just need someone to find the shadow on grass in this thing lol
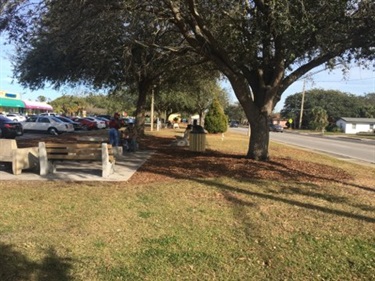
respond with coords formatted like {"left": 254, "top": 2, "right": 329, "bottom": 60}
{"left": 197, "top": 178, "right": 375, "bottom": 224}
{"left": 136, "top": 135, "right": 375, "bottom": 223}
{"left": 139, "top": 135, "right": 374, "bottom": 194}
{"left": 0, "top": 243, "right": 73, "bottom": 281}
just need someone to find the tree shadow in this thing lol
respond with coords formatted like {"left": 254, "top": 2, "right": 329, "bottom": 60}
{"left": 133, "top": 135, "right": 375, "bottom": 223}
{"left": 196, "top": 178, "right": 375, "bottom": 224}
{"left": 268, "top": 158, "right": 375, "bottom": 193}
{"left": 0, "top": 243, "right": 73, "bottom": 281}
{"left": 137, "top": 139, "right": 375, "bottom": 195}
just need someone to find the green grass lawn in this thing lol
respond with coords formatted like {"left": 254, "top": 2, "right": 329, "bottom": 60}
{"left": 0, "top": 130, "right": 374, "bottom": 280}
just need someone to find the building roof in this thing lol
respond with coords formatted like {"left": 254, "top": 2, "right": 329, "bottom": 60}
{"left": 338, "top": 117, "right": 375, "bottom": 124}
{"left": 22, "top": 100, "right": 53, "bottom": 110}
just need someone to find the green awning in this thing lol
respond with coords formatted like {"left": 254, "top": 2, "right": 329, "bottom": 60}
{"left": 0, "top": 98, "right": 25, "bottom": 108}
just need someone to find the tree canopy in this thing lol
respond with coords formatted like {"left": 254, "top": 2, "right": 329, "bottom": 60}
{"left": 3, "top": 0, "right": 375, "bottom": 160}
{"left": 139, "top": 0, "right": 375, "bottom": 159}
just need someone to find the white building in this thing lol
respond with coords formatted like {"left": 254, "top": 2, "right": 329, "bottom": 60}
{"left": 336, "top": 117, "right": 375, "bottom": 134}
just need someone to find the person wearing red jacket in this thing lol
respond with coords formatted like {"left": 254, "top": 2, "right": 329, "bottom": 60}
{"left": 108, "top": 112, "right": 121, "bottom": 147}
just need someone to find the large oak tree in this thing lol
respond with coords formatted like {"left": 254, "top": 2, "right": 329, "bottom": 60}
{"left": 139, "top": 0, "right": 374, "bottom": 160}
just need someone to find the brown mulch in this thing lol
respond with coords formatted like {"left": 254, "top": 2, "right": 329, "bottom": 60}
{"left": 128, "top": 134, "right": 353, "bottom": 185}
{"left": 16, "top": 132, "right": 353, "bottom": 185}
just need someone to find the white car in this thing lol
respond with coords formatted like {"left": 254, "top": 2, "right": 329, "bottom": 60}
{"left": 6, "top": 113, "right": 27, "bottom": 122}
{"left": 22, "top": 115, "right": 74, "bottom": 135}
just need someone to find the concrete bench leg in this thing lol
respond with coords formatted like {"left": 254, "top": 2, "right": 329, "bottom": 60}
{"left": 102, "top": 143, "right": 115, "bottom": 177}
{"left": 12, "top": 147, "right": 39, "bottom": 175}
{"left": 39, "top": 142, "right": 51, "bottom": 176}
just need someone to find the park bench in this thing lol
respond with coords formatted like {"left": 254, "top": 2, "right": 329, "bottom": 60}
{"left": 0, "top": 139, "right": 39, "bottom": 175}
{"left": 38, "top": 142, "right": 115, "bottom": 177}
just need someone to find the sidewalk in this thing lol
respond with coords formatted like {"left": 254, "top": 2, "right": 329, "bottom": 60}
{"left": 0, "top": 150, "right": 153, "bottom": 182}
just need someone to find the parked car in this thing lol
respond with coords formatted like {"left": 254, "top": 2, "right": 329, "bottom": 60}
{"left": 56, "top": 116, "right": 83, "bottom": 130}
{"left": 96, "top": 114, "right": 111, "bottom": 120}
{"left": 269, "top": 124, "right": 284, "bottom": 132}
{"left": 22, "top": 115, "right": 74, "bottom": 135}
{"left": 120, "top": 117, "right": 135, "bottom": 127}
{"left": 6, "top": 113, "right": 27, "bottom": 122}
{"left": 39, "top": 112, "right": 58, "bottom": 117}
{"left": 0, "top": 115, "right": 23, "bottom": 139}
{"left": 84, "top": 117, "right": 106, "bottom": 129}
{"left": 95, "top": 117, "right": 110, "bottom": 128}
{"left": 73, "top": 117, "right": 99, "bottom": 130}
{"left": 73, "top": 117, "right": 106, "bottom": 130}
{"left": 229, "top": 121, "right": 239, "bottom": 128}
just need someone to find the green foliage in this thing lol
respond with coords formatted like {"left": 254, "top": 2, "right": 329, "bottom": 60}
{"left": 50, "top": 91, "right": 138, "bottom": 116}
{"left": 36, "top": 95, "right": 47, "bottom": 102}
{"left": 310, "top": 107, "right": 329, "bottom": 133}
{"left": 204, "top": 98, "right": 228, "bottom": 133}
{"left": 50, "top": 95, "right": 86, "bottom": 116}
{"left": 153, "top": 68, "right": 217, "bottom": 119}
{"left": 225, "top": 102, "right": 246, "bottom": 123}
{"left": 281, "top": 89, "right": 375, "bottom": 128}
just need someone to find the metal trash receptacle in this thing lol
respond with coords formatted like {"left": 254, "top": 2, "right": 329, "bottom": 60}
{"left": 189, "top": 132, "right": 206, "bottom": 152}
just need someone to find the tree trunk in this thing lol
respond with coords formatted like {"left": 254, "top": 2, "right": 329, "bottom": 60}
{"left": 247, "top": 111, "right": 270, "bottom": 161}
{"left": 136, "top": 80, "right": 151, "bottom": 136}
{"left": 225, "top": 74, "right": 272, "bottom": 161}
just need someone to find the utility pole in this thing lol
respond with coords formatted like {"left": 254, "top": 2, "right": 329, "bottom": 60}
{"left": 298, "top": 79, "right": 306, "bottom": 129}
{"left": 150, "top": 86, "right": 155, "bottom": 131}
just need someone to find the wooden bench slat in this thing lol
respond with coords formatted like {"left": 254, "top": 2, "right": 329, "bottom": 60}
{"left": 45, "top": 143, "right": 103, "bottom": 148}
{"left": 47, "top": 155, "right": 102, "bottom": 160}
{"left": 48, "top": 150, "right": 102, "bottom": 155}
{"left": 45, "top": 143, "right": 114, "bottom": 161}
{"left": 46, "top": 148, "right": 102, "bottom": 153}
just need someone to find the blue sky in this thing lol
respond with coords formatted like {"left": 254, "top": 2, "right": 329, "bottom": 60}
{"left": 1, "top": 37, "right": 374, "bottom": 112}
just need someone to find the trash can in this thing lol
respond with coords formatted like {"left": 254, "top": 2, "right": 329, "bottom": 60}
{"left": 189, "top": 131, "right": 206, "bottom": 152}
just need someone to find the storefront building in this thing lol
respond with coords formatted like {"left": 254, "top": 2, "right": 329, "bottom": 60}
{"left": 0, "top": 91, "right": 24, "bottom": 114}
{"left": 23, "top": 100, "right": 53, "bottom": 115}
{"left": 0, "top": 90, "right": 53, "bottom": 115}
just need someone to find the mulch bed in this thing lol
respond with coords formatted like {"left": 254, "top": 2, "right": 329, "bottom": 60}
{"left": 129, "top": 134, "right": 353, "bottom": 185}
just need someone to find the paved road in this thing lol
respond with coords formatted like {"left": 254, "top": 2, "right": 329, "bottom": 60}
{"left": 230, "top": 128, "right": 375, "bottom": 164}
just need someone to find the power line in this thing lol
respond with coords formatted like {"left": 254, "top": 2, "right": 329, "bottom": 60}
{"left": 314, "top": 77, "right": 374, "bottom": 83}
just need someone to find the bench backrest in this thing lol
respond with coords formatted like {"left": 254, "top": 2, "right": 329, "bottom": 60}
{"left": 44, "top": 142, "right": 113, "bottom": 161}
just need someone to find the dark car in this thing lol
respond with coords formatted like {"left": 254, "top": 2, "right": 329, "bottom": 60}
{"left": 0, "top": 115, "right": 23, "bottom": 139}
{"left": 56, "top": 116, "right": 83, "bottom": 130}
{"left": 269, "top": 124, "right": 284, "bottom": 132}
{"left": 96, "top": 114, "right": 111, "bottom": 120}
{"left": 229, "top": 121, "right": 239, "bottom": 128}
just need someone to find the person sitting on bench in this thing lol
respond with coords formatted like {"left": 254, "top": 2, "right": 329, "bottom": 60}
{"left": 122, "top": 123, "right": 137, "bottom": 152}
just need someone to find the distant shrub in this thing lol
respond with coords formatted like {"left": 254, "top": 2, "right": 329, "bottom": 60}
{"left": 326, "top": 124, "right": 341, "bottom": 132}
{"left": 204, "top": 98, "right": 228, "bottom": 133}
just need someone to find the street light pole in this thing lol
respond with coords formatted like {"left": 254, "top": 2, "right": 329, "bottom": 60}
{"left": 298, "top": 79, "right": 306, "bottom": 129}
{"left": 150, "top": 86, "right": 155, "bottom": 132}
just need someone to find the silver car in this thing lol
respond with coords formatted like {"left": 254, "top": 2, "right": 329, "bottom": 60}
{"left": 22, "top": 115, "right": 74, "bottom": 135}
